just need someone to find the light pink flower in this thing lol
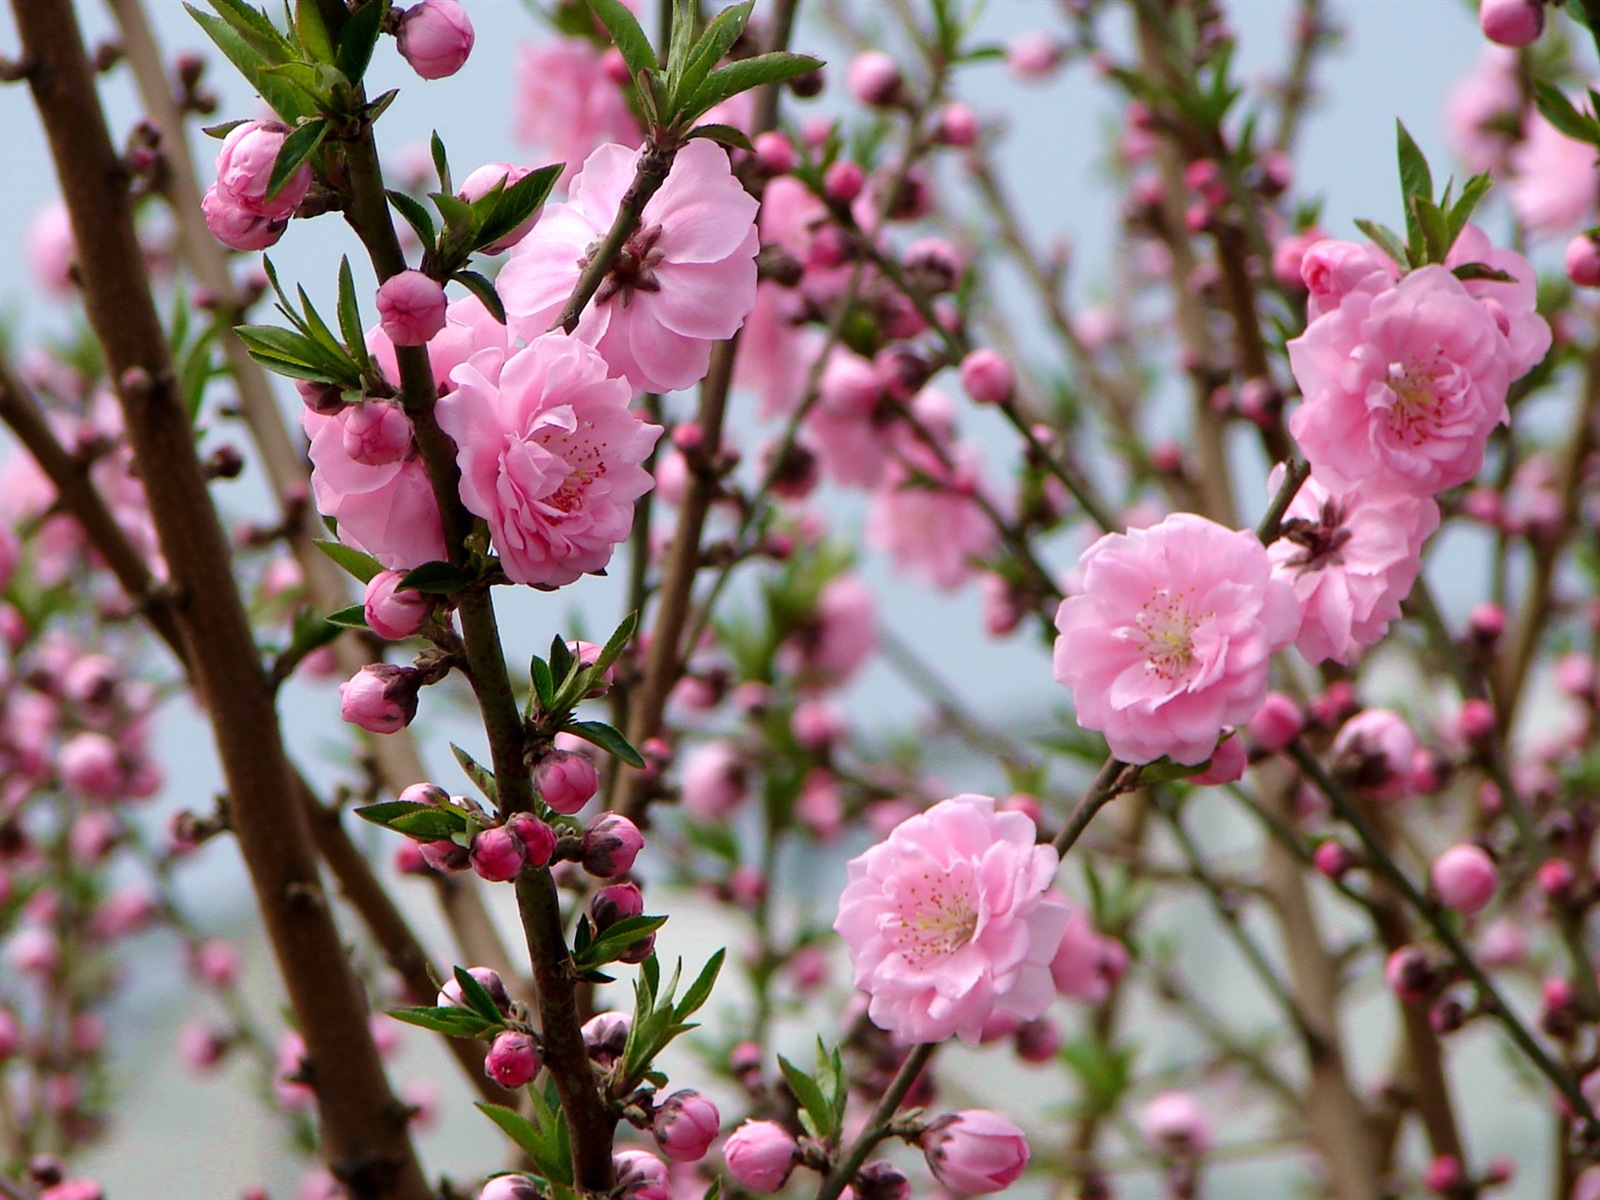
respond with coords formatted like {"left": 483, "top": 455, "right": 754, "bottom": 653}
{"left": 367, "top": 294, "right": 510, "bottom": 397}
{"left": 1444, "top": 49, "right": 1521, "bottom": 174}
{"left": 1300, "top": 239, "right": 1399, "bottom": 322}
{"left": 514, "top": 39, "right": 641, "bottom": 184}
{"left": 1509, "top": 107, "right": 1600, "bottom": 236}
{"left": 679, "top": 740, "right": 747, "bottom": 821}
{"left": 833, "top": 794, "right": 1070, "bottom": 1045}
{"left": 437, "top": 333, "right": 661, "bottom": 587}
{"left": 26, "top": 203, "right": 76, "bottom": 296}
{"left": 1444, "top": 223, "right": 1551, "bottom": 379}
{"left": 777, "top": 573, "right": 878, "bottom": 685}
{"left": 1053, "top": 513, "right": 1299, "bottom": 765}
{"left": 1267, "top": 467, "right": 1439, "bottom": 666}
{"left": 1049, "top": 907, "right": 1124, "bottom": 1003}
{"left": 1287, "top": 265, "right": 1512, "bottom": 494}
{"left": 866, "top": 440, "right": 999, "bottom": 591}
{"left": 499, "top": 141, "right": 760, "bottom": 394}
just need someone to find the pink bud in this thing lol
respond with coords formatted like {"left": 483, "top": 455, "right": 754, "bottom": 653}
{"left": 420, "top": 840, "right": 469, "bottom": 871}
{"left": 1431, "top": 844, "right": 1497, "bottom": 915}
{"left": 614, "top": 1151, "right": 670, "bottom": 1199}
{"left": 1568, "top": 233, "right": 1600, "bottom": 287}
{"left": 397, "top": 0, "right": 475, "bottom": 79}
{"left": 377, "top": 271, "right": 448, "bottom": 346}
{"left": 478, "top": 1177, "right": 541, "bottom": 1200}
{"left": 934, "top": 102, "right": 979, "bottom": 147}
{"left": 1479, "top": 0, "right": 1544, "bottom": 46}
{"left": 1013, "top": 1017, "right": 1063, "bottom": 1064}
{"left": 582, "top": 814, "right": 643, "bottom": 877}
{"left": 459, "top": 163, "right": 541, "bottom": 251}
{"left": 1424, "top": 1154, "right": 1464, "bottom": 1194}
{"left": 922, "top": 1110, "right": 1030, "bottom": 1196}
{"left": 1385, "top": 946, "right": 1432, "bottom": 1003}
{"left": 653, "top": 1089, "right": 721, "bottom": 1162}
{"left": 1008, "top": 29, "right": 1064, "bottom": 79}
{"left": 535, "top": 750, "right": 599, "bottom": 815}
{"left": 1537, "top": 857, "right": 1576, "bottom": 898}
{"left": 470, "top": 825, "right": 527, "bottom": 883}
{"left": 724, "top": 1119, "right": 799, "bottom": 1192}
{"left": 59, "top": 732, "right": 122, "bottom": 799}
{"left": 1469, "top": 602, "right": 1506, "bottom": 640}
{"left": 213, "top": 121, "right": 310, "bottom": 221}
{"left": 339, "top": 664, "right": 421, "bottom": 734}
{"left": 581, "top": 1010, "right": 631, "bottom": 1067}
{"left": 1191, "top": 735, "right": 1246, "bottom": 785}
{"left": 191, "top": 939, "right": 242, "bottom": 988}
{"left": 847, "top": 51, "right": 902, "bottom": 107}
{"left": 507, "top": 814, "right": 556, "bottom": 867}
{"left": 437, "top": 967, "right": 511, "bottom": 1013}
{"left": 202, "top": 185, "right": 285, "bottom": 252}
{"left": 178, "top": 1019, "right": 229, "bottom": 1072}
{"left": 1138, "top": 1091, "right": 1212, "bottom": 1154}
{"left": 1248, "top": 692, "right": 1302, "bottom": 752}
{"left": 364, "top": 570, "right": 435, "bottom": 640}
{"left": 0, "top": 1009, "right": 19, "bottom": 1058}
{"left": 1313, "top": 840, "right": 1354, "bottom": 880}
{"left": 591, "top": 881, "right": 645, "bottom": 932}
{"left": 9, "top": 927, "right": 60, "bottom": 976}
{"left": 958, "top": 349, "right": 1015, "bottom": 405}
{"left": 400, "top": 781, "right": 449, "bottom": 807}
{"left": 753, "top": 132, "right": 797, "bottom": 176}
{"left": 1456, "top": 699, "right": 1496, "bottom": 742}
{"left": 484, "top": 1030, "right": 541, "bottom": 1089}
{"left": 824, "top": 159, "right": 866, "bottom": 204}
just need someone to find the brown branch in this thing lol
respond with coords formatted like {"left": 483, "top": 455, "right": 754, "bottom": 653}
{"left": 11, "top": 3, "right": 428, "bottom": 1195}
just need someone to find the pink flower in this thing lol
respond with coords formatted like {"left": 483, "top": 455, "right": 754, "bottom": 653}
{"left": 1287, "top": 265, "right": 1512, "bottom": 494}
{"left": 722, "top": 1120, "right": 798, "bottom": 1193}
{"left": 922, "top": 1110, "right": 1030, "bottom": 1196}
{"left": 397, "top": 0, "right": 475, "bottom": 80}
{"left": 833, "top": 795, "right": 1070, "bottom": 1045}
{"left": 436, "top": 333, "right": 661, "bottom": 587}
{"left": 1049, "top": 907, "right": 1124, "bottom": 1003}
{"left": 376, "top": 271, "right": 448, "bottom": 346}
{"left": 1509, "top": 107, "right": 1600, "bottom": 236}
{"left": 499, "top": 141, "right": 760, "bottom": 394}
{"left": 27, "top": 202, "right": 77, "bottom": 295}
{"left": 1139, "top": 1091, "right": 1213, "bottom": 1154}
{"left": 1444, "top": 223, "right": 1551, "bottom": 379}
{"left": 303, "top": 405, "right": 446, "bottom": 570}
{"left": 1444, "top": 49, "right": 1521, "bottom": 174}
{"left": 959, "top": 349, "right": 1015, "bottom": 405}
{"left": 212, "top": 121, "right": 311, "bottom": 222}
{"left": 514, "top": 39, "right": 641, "bottom": 185}
{"left": 777, "top": 573, "right": 878, "bottom": 685}
{"left": 1053, "top": 513, "right": 1299, "bottom": 765}
{"left": 679, "top": 740, "right": 747, "bottom": 821}
{"left": 847, "top": 50, "right": 903, "bottom": 107}
{"left": 1300, "top": 239, "right": 1399, "bottom": 322}
{"left": 866, "top": 440, "right": 999, "bottom": 591}
{"left": 202, "top": 185, "right": 288, "bottom": 252}
{"left": 1267, "top": 467, "right": 1439, "bottom": 666}
{"left": 368, "top": 294, "right": 510, "bottom": 398}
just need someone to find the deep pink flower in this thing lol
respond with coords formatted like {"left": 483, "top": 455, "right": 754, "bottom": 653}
{"left": 436, "top": 333, "right": 661, "bottom": 587}
{"left": 1509, "top": 107, "right": 1600, "bottom": 236}
{"left": 1480, "top": 0, "right": 1544, "bottom": 48}
{"left": 922, "top": 1110, "right": 1030, "bottom": 1196}
{"left": 499, "top": 141, "right": 760, "bottom": 394}
{"left": 834, "top": 795, "right": 1070, "bottom": 1045}
{"left": 1266, "top": 467, "right": 1439, "bottom": 666}
{"left": 1053, "top": 513, "right": 1299, "bottom": 765}
{"left": 514, "top": 39, "right": 641, "bottom": 185}
{"left": 338, "top": 664, "right": 421, "bottom": 735}
{"left": 1287, "top": 265, "right": 1512, "bottom": 494}
{"left": 484, "top": 1030, "right": 541, "bottom": 1088}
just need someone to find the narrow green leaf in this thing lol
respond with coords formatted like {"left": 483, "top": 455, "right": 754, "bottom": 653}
{"left": 354, "top": 800, "right": 468, "bottom": 840}
{"left": 1534, "top": 82, "right": 1600, "bottom": 146}
{"left": 335, "top": 0, "right": 388, "bottom": 82}
{"left": 397, "top": 560, "right": 474, "bottom": 594}
{"left": 666, "top": 0, "right": 698, "bottom": 88}
{"left": 596, "top": 611, "right": 637, "bottom": 673}
{"left": 562, "top": 720, "right": 646, "bottom": 768}
{"left": 295, "top": 285, "right": 347, "bottom": 362}
{"left": 778, "top": 1055, "right": 833, "bottom": 1138}
{"left": 1352, "top": 219, "right": 1408, "bottom": 270}
{"left": 1452, "top": 262, "right": 1518, "bottom": 283}
{"left": 362, "top": 87, "right": 400, "bottom": 124}
{"left": 582, "top": 0, "right": 658, "bottom": 78}
{"left": 685, "top": 123, "right": 754, "bottom": 152}
{"left": 387, "top": 190, "right": 438, "bottom": 253}
{"left": 294, "top": 0, "right": 334, "bottom": 63}
{"left": 234, "top": 324, "right": 342, "bottom": 375}
{"left": 312, "top": 538, "right": 383, "bottom": 584}
{"left": 453, "top": 271, "right": 507, "bottom": 325}
{"left": 431, "top": 131, "right": 452, "bottom": 194}
{"left": 1413, "top": 198, "right": 1452, "bottom": 265}
{"left": 1447, "top": 173, "right": 1494, "bottom": 248}
{"left": 528, "top": 655, "right": 555, "bottom": 711}
{"left": 451, "top": 743, "right": 499, "bottom": 806}
{"left": 268, "top": 118, "right": 327, "bottom": 200}
{"left": 389, "top": 1005, "right": 497, "bottom": 1037}
{"left": 336, "top": 258, "right": 371, "bottom": 370}
{"left": 548, "top": 635, "right": 575, "bottom": 687}
{"left": 430, "top": 191, "right": 474, "bottom": 235}
{"left": 674, "top": 948, "right": 724, "bottom": 1020}
{"left": 577, "top": 915, "right": 669, "bottom": 968}
{"left": 683, "top": 53, "right": 823, "bottom": 122}
{"left": 207, "top": 0, "right": 295, "bottom": 63}
{"left": 453, "top": 965, "right": 508, "bottom": 1027}
{"left": 474, "top": 165, "right": 562, "bottom": 253}
{"left": 201, "top": 118, "right": 249, "bottom": 139}
{"left": 326, "top": 604, "right": 369, "bottom": 629}
{"left": 187, "top": 7, "right": 310, "bottom": 120}
{"left": 674, "top": 0, "right": 752, "bottom": 106}
{"left": 1395, "top": 121, "right": 1432, "bottom": 257}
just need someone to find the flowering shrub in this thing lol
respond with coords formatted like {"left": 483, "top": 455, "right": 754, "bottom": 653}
{"left": 5, "top": 0, "right": 1600, "bottom": 1197}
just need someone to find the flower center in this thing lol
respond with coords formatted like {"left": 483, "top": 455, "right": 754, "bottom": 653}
{"left": 1281, "top": 496, "right": 1353, "bottom": 574}
{"left": 1383, "top": 359, "right": 1444, "bottom": 446}
{"left": 591, "top": 223, "right": 666, "bottom": 309}
{"left": 887, "top": 871, "right": 978, "bottom": 968}
{"left": 1137, "top": 588, "right": 1204, "bottom": 681}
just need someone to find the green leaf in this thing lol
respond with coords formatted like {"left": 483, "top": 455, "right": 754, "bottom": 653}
{"left": 476, "top": 1099, "right": 574, "bottom": 1186}
{"left": 326, "top": 604, "right": 369, "bottom": 629}
{"left": 313, "top": 538, "right": 383, "bottom": 584}
{"left": 388, "top": 1004, "right": 497, "bottom": 1037}
{"left": 596, "top": 611, "right": 637, "bottom": 673}
{"left": 674, "top": 947, "right": 724, "bottom": 1020}
{"left": 387, "top": 190, "right": 438, "bottom": 254}
{"left": 335, "top": 0, "right": 388, "bottom": 82}
{"left": 431, "top": 131, "right": 452, "bottom": 194}
{"left": 562, "top": 720, "right": 646, "bottom": 768}
{"left": 665, "top": 0, "right": 698, "bottom": 90}
{"left": 529, "top": 656, "right": 555, "bottom": 713}
{"left": 582, "top": 0, "right": 659, "bottom": 78}
{"left": 685, "top": 123, "right": 754, "bottom": 152}
{"left": 548, "top": 635, "right": 575, "bottom": 687}
{"left": 453, "top": 271, "right": 507, "bottom": 325}
{"left": 673, "top": 0, "right": 752, "bottom": 105}
{"left": 206, "top": 0, "right": 295, "bottom": 63}
{"left": 451, "top": 743, "right": 499, "bottom": 806}
{"left": 430, "top": 191, "right": 474, "bottom": 235}
{"left": 1395, "top": 121, "right": 1432, "bottom": 257}
{"left": 200, "top": 119, "right": 249, "bottom": 139}
{"left": 452, "top": 965, "right": 508, "bottom": 1027}
{"left": 1352, "top": 219, "right": 1408, "bottom": 270}
{"left": 778, "top": 1055, "right": 833, "bottom": 1141}
{"left": 1412, "top": 197, "right": 1452, "bottom": 265}
{"left": 682, "top": 53, "right": 823, "bottom": 121}
{"left": 354, "top": 800, "right": 469, "bottom": 840}
{"left": 187, "top": 6, "right": 311, "bottom": 120}
{"left": 294, "top": 0, "right": 334, "bottom": 63}
{"left": 362, "top": 87, "right": 399, "bottom": 124}
{"left": 295, "top": 284, "right": 348, "bottom": 363}
{"left": 397, "top": 560, "right": 474, "bottom": 594}
{"left": 269, "top": 118, "right": 327, "bottom": 199}
{"left": 574, "top": 915, "right": 669, "bottom": 970}
{"left": 1446, "top": 173, "right": 1494, "bottom": 247}
{"left": 336, "top": 258, "right": 371, "bottom": 370}
{"left": 1534, "top": 83, "right": 1600, "bottom": 146}
{"left": 474, "top": 164, "right": 562, "bottom": 253}
{"left": 234, "top": 324, "right": 350, "bottom": 382}
{"left": 1452, "top": 262, "right": 1518, "bottom": 283}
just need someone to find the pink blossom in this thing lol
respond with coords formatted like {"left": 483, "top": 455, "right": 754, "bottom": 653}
{"left": 27, "top": 202, "right": 77, "bottom": 295}
{"left": 680, "top": 740, "right": 747, "bottom": 821}
{"left": 723, "top": 1120, "right": 798, "bottom": 1193}
{"left": 1267, "top": 467, "right": 1439, "bottom": 665}
{"left": 922, "top": 1110, "right": 1030, "bottom": 1196}
{"left": 848, "top": 51, "right": 904, "bottom": 107}
{"left": 367, "top": 294, "right": 510, "bottom": 398}
{"left": 1432, "top": 844, "right": 1497, "bottom": 914}
{"left": 436, "top": 333, "right": 661, "bottom": 587}
{"left": 376, "top": 271, "right": 448, "bottom": 347}
{"left": 1444, "top": 223, "right": 1551, "bottom": 379}
{"left": 364, "top": 570, "right": 434, "bottom": 640}
{"left": 653, "top": 1090, "right": 721, "bottom": 1163}
{"left": 1049, "top": 907, "right": 1124, "bottom": 1003}
{"left": 959, "top": 349, "right": 1015, "bottom": 405}
{"left": 500, "top": 141, "right": 760, "bottom": 394}
{"left": 1479, "top": 0, "right": 1544, "bottom": 47}
{"left": 514, "top": 39, "right": 641, "bottom": 184}
{"left": 1287, "top": 266, "right": 1512, "bottom": 495}
{"left": 1509, "top": 108, "right": 1600, "bottom": 236}
{"left": 396, "top": 0, "right": 474, "bottom": 80}
{"left": 212, "top": 121, "right": 311, "bottom": 222}
{"left": 1053, "top": 513, "right": 1299, "bottom": 765}
{"left": 834, "top": 795, "right": 1070, "bottom": 1045}
{"left": 1300, "top": 239, "right": 1399, "bottom": 322}
{"left": 778, "top": 574, "right": 878, "bottom": 684}
{"left": 866, "top": 440, "right": 999, "bottom": 591}
{"left": 338, "top": 664, "right": 420, "bottom": 735}
{"left": 1333, "top": 709, "right": 1420, "bottom": 800}
{"left": 1139, "top": 1091, "right": 1213, "bottom": 1154}
{"left": 484, "top": 1030, "right": 541, "bottom": 1088}
{"left": 1444, "top": 49, "right": 1522, "bottom": 174}
{"left": 303, "top": 405, "right": 445, "bottom": 571}
{"left": 535, "top": 750, "right": 599, "bottom": 814}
